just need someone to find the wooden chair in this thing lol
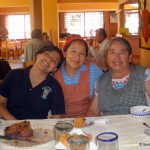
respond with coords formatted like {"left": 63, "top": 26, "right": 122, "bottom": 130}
{"left": 1, "top": 41, "right": 8, "bottom": 59}
{"left": 7, "top": 41, "right": 16, "bottom": 59}
{"left": 15, "top": 41, "right": 22, "bottom": 59}
{"left": 23, "top": 61, "right": 34, "bottom": 68}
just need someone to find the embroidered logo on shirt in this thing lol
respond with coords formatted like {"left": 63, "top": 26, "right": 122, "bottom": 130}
{"left": 41, "top": 86, "right": 52, "bottom": 100}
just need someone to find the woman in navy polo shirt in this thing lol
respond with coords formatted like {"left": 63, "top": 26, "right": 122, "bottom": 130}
{"left": 0, "top": 45, "right": 65, "bottom": 120}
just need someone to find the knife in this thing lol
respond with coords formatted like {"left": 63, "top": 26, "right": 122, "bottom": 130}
{"left": 0, "top": 135, "right": 36, "bottom": 142}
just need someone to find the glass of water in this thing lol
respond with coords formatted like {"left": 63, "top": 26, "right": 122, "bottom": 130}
{"left": 96, "top": 132, "right": 118, "bottom": 150}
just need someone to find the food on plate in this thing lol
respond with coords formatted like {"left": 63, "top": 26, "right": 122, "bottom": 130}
{"left": 73, "top": 117, "right": 85, "bottom": 128}
{"left": 86, "top": 133, "right": 92, "bottom": 141}
{"left": 4, "top": 121, "right": 33, "bottom": 140}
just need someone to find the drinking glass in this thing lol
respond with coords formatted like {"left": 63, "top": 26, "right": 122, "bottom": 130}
{"left": 67, "top": 134, "right": 89, "bottom": 150}
{"left": 96, "top": 132, "right": 118, "bottom": 150}
{"left": 54, "top": 122, "right": 73, "bottom": 143}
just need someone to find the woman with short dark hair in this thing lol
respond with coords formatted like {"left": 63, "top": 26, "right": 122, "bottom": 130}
{"left": 0, "top": 45, "right": 65, "bottom": 120}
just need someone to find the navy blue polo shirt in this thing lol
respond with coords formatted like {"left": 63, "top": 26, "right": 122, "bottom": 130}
{"left": 0, "top": 67, "right": 65, "bottom": 119}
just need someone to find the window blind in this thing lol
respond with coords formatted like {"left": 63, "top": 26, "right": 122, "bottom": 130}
{"left": 64, "top": 12, "right": 104, "bottom": 37}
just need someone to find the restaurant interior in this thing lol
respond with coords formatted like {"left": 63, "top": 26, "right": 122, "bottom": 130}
{"left": 0, "top": 1, "right": 150, "bottom": 150}
{"left": 0, "top": 0, "right": 150, "bottom": 68}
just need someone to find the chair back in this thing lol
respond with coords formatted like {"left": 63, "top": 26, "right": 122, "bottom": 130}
{"left": 23, "top": 61, "right": 34, "bottom": 68}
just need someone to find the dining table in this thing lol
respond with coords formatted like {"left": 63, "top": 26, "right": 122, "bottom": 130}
{"left": 0, "top": 114, "right": 150, "bottom": 150}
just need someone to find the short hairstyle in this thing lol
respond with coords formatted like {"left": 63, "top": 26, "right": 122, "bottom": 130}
{"left": 107, "top": 37, "right": 132, "bottom": 55}
{"left": 31, "top": 29, "right": 42, "bottom": 39}
{"left": 96, "top": 28, "right": 107, "bottom": 38}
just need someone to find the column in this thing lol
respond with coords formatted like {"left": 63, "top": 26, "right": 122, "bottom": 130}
{"left": 41, "top": 0, "right": 58, "bottom": 45}
{"left": 29, "top": 0, "right": 42, "bottom": 30}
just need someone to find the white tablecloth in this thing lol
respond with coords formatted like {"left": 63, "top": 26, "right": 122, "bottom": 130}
{"left": 0, "top": 115, "right": 150, "bottom": 150}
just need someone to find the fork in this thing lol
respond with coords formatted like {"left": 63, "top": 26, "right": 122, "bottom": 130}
{"left": 143, "top": 122, "right": 150, "bottom": 128}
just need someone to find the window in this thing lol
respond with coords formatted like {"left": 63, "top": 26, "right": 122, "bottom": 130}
{"left": 6, "top": 14, "right": 31, "bottom": 39}
{"left": 64, "top": 12, "right": 103, "bottom": 37}
{"left": 124, "top": 10, "right": 139, "bottom": 34}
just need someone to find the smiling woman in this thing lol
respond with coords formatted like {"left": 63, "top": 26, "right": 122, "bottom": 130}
{"left": 0, "top": 45, "right": 65, "bottom": 120}
{"left": 54, "top": 35, "right": 103, "bottom": 118}
{"left": 88, "top": 37, "right": 150, "bottom": 116}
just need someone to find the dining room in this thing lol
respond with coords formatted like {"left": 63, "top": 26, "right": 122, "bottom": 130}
{"left": 0, "top": 1, "right": 150, "bottom": 150}
{"left": 0, "top": 0, "right": 150, "bottom": 68}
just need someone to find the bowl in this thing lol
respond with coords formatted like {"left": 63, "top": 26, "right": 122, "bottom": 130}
{"left": 130, "top": 106, "right": 150, "bottom": 117}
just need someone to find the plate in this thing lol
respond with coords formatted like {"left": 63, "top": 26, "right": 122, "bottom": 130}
{"left": 0, "top": 128, "right": 54, "bottom": 148}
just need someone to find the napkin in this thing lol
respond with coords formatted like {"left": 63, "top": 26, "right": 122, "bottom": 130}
{"left": 94, "top": 118, "right": 109, "bottom": 125}
{"left": 55, "top": 128, "right": 97, "bottom": 150}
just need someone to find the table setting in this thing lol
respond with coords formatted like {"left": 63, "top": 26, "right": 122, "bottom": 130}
{"left": 0, "top": 106, "right": 150, "bottom": 150}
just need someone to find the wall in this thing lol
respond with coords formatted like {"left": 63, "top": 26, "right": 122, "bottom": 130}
{"left": 0, "top": 15, "right": 6, "bottom": 39}
{"left": 0, "top": 15, "right": 6, "bottom": 28}
{"left": 104, "top": 11, "right": 118, "bottom": 38}
{"left": 0, "top": 0, "right": 29, "bottom": 7}
{"left": 123, "top": 35, "right": 140, "bottom": 65}
{"left": 58, "top": 2, "right": 117, "bottom": 12}
{"left": 0, "top": 7, "right": 29, "bottom": 14}
{"left": 141, "top": 49, "right": 150, "bottom": 68}
{"left": 42, "top": 0, "right": 58, "bottom": 45}
{"left": 58, "top": 0, "right": 118, "bottom": 3}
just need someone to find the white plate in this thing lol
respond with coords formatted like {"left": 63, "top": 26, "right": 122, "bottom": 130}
{"left": 0, "top": 128, "right": 54, "bottom": 147}
{"left": 0, "top": 120, "right": 55, "bottom": 150}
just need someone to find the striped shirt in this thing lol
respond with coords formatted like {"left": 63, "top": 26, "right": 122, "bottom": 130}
{"left": 61, "top": 62, "right": 102, "bottom": 96}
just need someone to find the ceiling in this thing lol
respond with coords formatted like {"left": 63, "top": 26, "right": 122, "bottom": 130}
{"left": 58, "top": 0, "right": 119, "bottom": 3}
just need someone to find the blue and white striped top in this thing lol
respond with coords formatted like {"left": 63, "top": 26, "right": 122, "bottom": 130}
{"left": 61, "top": 62, "right": 102, "bottom": 97}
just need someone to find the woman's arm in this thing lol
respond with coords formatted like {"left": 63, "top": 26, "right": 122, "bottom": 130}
{"left": 52, "top": 115, "right": 64, "bottom": 118}
{"left": 0, "top": 95, "right": 17, "bottom": 120}
{"left": 145, "top": 79, "right": 150, "bottom": 97}
{"left": 86, "top": 94, "right": 100, "bottom": 117}
{"left": 145, "top": 68, "right": 150, "bottom": 98}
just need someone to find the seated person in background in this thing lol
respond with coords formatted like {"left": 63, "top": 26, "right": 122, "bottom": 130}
{"left": 60, "top": 28, "right": 70, "bottom": 38}
{"left": 0, "top": 45, "right": 65, "bottom": 120}
{"left": 24, "top": 29, "right": 50, "bottom": 61}
{"left": 42, "top": 32, "right": 53, "bottom": 46}
{"left": 89, "top": 28, "right": 110, "bottom": 72}
{"left": 88, "top": 37, "right": 150, "bottom": 116}
{"left": 54, "top": 35, "right": 103, "bottom": 118}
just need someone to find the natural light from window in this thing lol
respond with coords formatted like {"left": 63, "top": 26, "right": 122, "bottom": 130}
{"left": 64, "top": 12, "right": 103, "bottom": 37}
{"left": 7, "top": 15, "right": 31, "bottom": 39}
{"left": 125, "top": 11, "right": 139, "bottom": 34}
